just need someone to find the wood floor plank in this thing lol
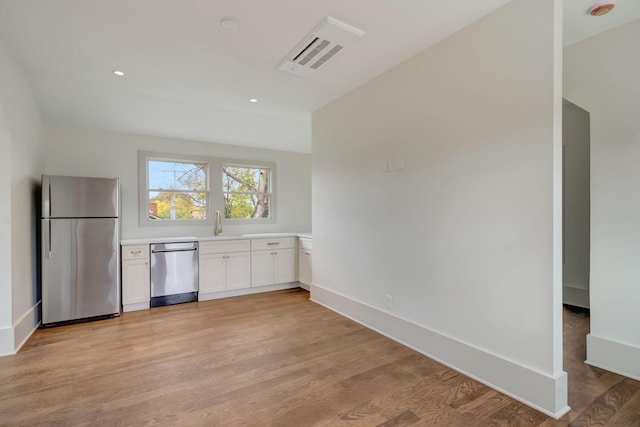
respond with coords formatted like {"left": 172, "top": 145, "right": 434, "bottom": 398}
{"left": 482, "top": 400, "right": 550, "bottom": 426}
{"left": 569, "top": 378, "right": 640, "bottom": 427}
{"left": 1, "top": 289, "right": 640, "bottom": 426}
{"left": 605, "top": 386, "right": 640, "bottom": 427}
{"left": 245, "top": 341, "right": 415, "bottom": 425}
{"left": 376, "top": 409, "right": 421, "bottom": 427}
{"left": 456, "top": 390, "right": 516, "bottom": 425}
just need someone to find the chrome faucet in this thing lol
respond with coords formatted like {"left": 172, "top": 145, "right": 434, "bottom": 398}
{"left": 214, "top": 210, "right": 222, "bottom": 236}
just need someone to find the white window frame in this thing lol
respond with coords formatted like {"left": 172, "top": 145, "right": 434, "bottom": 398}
{"left": 221, "top": 160, "right": 276, "bottom": 225}
{"left": 138, "top": 151, "right": 212, "bottom": 227}
{"left": 139, "top": 152, "right": 277, "bottom": 227}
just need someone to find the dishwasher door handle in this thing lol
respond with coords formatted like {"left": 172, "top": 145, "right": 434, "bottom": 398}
{"left": 151, "top": 248, "right": 198, "bottom": 253}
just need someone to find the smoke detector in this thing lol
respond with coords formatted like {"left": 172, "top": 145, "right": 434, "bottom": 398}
{"left": 278, "top": 17, "right": 365, "bottom": 76}
{"left": 590, "top": 3, "right": 615, "bottom": 16}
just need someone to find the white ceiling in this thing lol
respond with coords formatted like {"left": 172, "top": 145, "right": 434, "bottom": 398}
{"left": 564, "top": 0, "right": 640, "bottom": 45}
{"left": 0, "top": 0, "right": 638, "bottom": 154}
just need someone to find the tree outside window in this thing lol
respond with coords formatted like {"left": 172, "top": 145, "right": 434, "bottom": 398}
{"left": 148, "top": 159, "right": 208, "bottom": 220}
{"left": 222, "top": 165, "right": 271, "bottom": 219}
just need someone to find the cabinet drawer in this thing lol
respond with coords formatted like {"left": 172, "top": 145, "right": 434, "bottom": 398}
{"left": 200, "top": 240, "right": 250, "bottom": 254}
{"left": 251, "top": 237, "right": 295, "bottom": 251}
{"left": 299, "top": 237, "right": 312, "bottom": 251}
{"left": 122, "top": 245, "right": 149, "bottom": 260}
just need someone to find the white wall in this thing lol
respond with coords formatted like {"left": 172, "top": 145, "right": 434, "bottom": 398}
{"left": 0, "top": 40, "right": 44, "bottom": 355}
{"left": 564, "top": 18, "right": 640, "bottom": 380}
{"left": 0, "top": 104, "right": 11, "bottom": 354}
{"left": 44, "top": 125, "right": 312, "bottom": 239}
{"left": 562, "top": 99, "right": 590, "bottom": 308}
{"left": 312, "top": 0, "right": 567, "bottom": 417}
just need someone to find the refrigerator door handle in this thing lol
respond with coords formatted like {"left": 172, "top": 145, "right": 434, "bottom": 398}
{"left": 48, "top": 182, "right": 52, "bottom": 218}
{"left": 44, "top": 220, "right": 52, "bottom": 258}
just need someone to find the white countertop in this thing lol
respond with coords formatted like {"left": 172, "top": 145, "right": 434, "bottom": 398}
{"left": 121, "top": 232, "right": 311, "bottom": 246}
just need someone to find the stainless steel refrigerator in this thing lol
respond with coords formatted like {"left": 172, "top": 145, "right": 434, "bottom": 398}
{"left": 41, "top": 175, "right": 120, "bottom": 326}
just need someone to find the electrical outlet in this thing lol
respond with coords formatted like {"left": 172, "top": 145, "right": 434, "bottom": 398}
{"left": 384, "top": 294, "right": 393, "bottom": 310}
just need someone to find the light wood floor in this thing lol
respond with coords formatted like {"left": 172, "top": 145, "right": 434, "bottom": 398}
{"left": 1, "top": 289, "right": 639, "bottom": 426}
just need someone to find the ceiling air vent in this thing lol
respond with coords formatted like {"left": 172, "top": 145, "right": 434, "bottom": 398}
{"left": 278, "top": 16, "right": 365, "bottom": 76}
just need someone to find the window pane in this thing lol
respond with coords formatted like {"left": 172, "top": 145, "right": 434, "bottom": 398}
{"left": 222, "top": 165, "right": 270, "bottom": 219}
{"left": 149, "top": 160, "right": 206, "bottom": 191}
{"left": 222, "top": 166, "right": 269, "bottom": 193}
{"left": 224, "top": 193, "right": 269, "bottom": 219}
{"left": 148, "top": 191, "right": 207, "bottom": 220}
{"left": 146, "top": 158, "right": 208, "bottom": 222}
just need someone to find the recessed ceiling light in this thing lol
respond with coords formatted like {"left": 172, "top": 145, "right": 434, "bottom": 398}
{"left": 590, "top": 3, "right": 615, "bottom": 16}
{"left": 249, "top": 98, "right": 258, "bottom": 103}
{"left": 113, "top": 70, "right": 125, "bottom": 77}
{"left": 220, "top": 17, "right": 239, "bottom": 30}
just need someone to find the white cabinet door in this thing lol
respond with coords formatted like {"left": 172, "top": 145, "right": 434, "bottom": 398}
{"left": 298, "top": 248, "right": 312, "bottom": 285}
{"left": 274, "top": 248, "right": 296, "bottom": 284}
{"left": 252, "top": 249, "right": 296, "bottom": 287}
{"left": 199, "top": 253, "right": 226, "bottom": 294}
{"left": 226, "top": 252, "right": 251, "bottom": 291}
{"left": 122, "top": 258, "right": 150, "bottom": 305}
{"left": 251, "top": 250, "right": 274, "bottom": 287}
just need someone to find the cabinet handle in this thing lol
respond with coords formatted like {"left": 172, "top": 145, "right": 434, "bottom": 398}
{"left": 267, "top": 242, "right": 280, "bottom": 246}
{"left": 131, "top": 249, "right": 142, "bottom": 255}
{"left": 304, "top": 252, "right": 311, "bottom": 256}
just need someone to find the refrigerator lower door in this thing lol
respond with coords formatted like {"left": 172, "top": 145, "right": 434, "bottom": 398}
{"left": 42, "top": 218, "right": 120, "bottom": 325}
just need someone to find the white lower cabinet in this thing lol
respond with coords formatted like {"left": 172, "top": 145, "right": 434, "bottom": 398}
{"left": 251, "top": 238, "right": 296, "bottom": 287}
{"left": 226, "top": 252, "right": 252, "bottom": 290}
{"left": 298, "top": 237, "right": 312, "bottom": 286}
{"left": 298, "top": 249, "right": 312, "bottom": 285}
{"left": 251, "top": 250, "right": 275, "bottom": 287}
{"left": 121, "top": 245, "right": 150, "bottom": 312}
{"left": 199, "top": 253, "right": 226, "bottom": 294}
{"left": 199, "top": 240, "right": 251, "bottom": 297}
{"left": 274, "top": 248, "right": 296, "bottom": 284}
{"left": 121, "top": 235, "right": 305, "bottom": 310}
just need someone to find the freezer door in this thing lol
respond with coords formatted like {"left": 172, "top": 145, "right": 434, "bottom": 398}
{"left": 42, "top": 218, "right": 120, "bottom": 324}
{"left": 42, "top": 175, "right": 119, "bottom": 218}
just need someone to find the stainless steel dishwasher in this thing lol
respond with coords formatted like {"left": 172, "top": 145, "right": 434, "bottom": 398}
{"left": 150, "top": 241, "right": 198, "bottom": 307}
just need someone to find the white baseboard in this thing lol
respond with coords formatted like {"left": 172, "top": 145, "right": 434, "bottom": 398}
{"left": 198, "top": 282, "right": 300, "bottom": 301}
{"left": 122, "top": 302, "right": 150, "bottom": 312}
{"left": 310, "top": 284, "right": 570, "bottom": 419}
{"left": 14, "top": 302, "right": 40, "bottom": 352}
{"left": 0, "top": 302, "right": 41, "bottom": 357}
{"left": 298, "top": 282, "right": 310, "bottom": 291}
{"left": 563, "top": 285, "right": 589, "bottom": 308}
{"left": 0, "top": 326, "right": 14, "bottom": 357}
{"left": 586, "top": 334, "right": 640, "bottom": 381}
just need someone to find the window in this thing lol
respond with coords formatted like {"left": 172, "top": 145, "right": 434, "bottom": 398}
{"left": 139, "top": 152, "right": 276, "bottom": 226}
{"left": 223, "top": 165, "right": 272, "bottom": 219}
{"left": 139, "top": 152, "right": 210, "bottom": 225}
